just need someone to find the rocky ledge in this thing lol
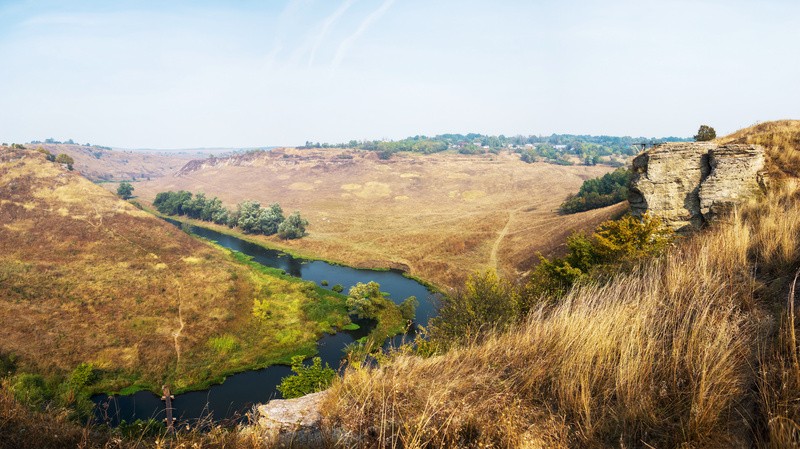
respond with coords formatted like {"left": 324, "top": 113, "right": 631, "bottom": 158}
{"left": 255, "top": 390, "right": 328, "bottom": 447}
{"left": 629, "top": 142, "right": 767, "bottom": 231}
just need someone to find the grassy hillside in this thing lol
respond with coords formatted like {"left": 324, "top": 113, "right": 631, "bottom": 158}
{"left": 321, "top": 122, "right": 800, "bottom": 448}
{"left": 0, "top": 147, "right": 349, "bottom": 394}
{"left": 130, "top": 147, "right": 622, "bottom": 290}
{"left": 717, "top": 119, "right": 800, "bottom": 177}
{"left": 31, "top": 143, "right": 198, "bottom": 182}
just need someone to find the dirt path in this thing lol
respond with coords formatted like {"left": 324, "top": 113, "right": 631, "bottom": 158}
{"left": 172, "top": 284, "right": 185, "bottom": 367}
{"left": 489, "top": 206, "right": 526, "bottom": 272}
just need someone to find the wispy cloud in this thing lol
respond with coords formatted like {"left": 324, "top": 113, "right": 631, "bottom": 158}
{"left": 308, "top": 0, "right": 357, "bottom": 67}
{"left": 267, "top": 0, "right": 312, "bottom": 64}
{"left": 330, "top": 0, "right": 395, "bottom": 72}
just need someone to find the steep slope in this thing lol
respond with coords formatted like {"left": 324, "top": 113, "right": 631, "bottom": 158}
{"left": 32, "top": 143, "right": 198, "bottom": 182}
{"left": 717, "top": 119, "right": 800, "bottom": 177}
{"left": 0, "top": 148, "right": 347, "bottom": 393}
{"left": 321, "top": 122, "right": 800, "bottom": 448}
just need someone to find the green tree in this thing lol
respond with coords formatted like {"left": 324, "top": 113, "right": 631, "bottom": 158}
{"left": 277, "top": 356, "right": 336, "bottom": 399}
{"left": 399, "top": 296, "right": 418, "bottom": 321}
{"left": 278, "top": 211, "right": 308, "bottom": 239}
{"left": 346, "top": 281, "right": 385, "bottom": 319}
{"left": 559, "top": 168, "right": 632, "bottom": 214}
{"left": 117, "top": 181, "right": 134, "bottom": 199}
{"left": 694, "top": 125, "right": 717, "bottom": 142}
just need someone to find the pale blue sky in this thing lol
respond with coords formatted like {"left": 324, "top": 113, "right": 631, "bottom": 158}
{"left": 0, "top": 0, "right": 798, "bottom": 149}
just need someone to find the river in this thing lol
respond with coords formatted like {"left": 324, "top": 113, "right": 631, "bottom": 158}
{"left": 93, "top": 220, "right": 437, "bottom": 426}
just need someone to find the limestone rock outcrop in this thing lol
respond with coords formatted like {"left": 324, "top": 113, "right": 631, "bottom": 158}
{"left": 629, "top": 142, "right": 766, "bottom": 230}
{"left": 255, "top": 390, "right": 332, "bottom": 447}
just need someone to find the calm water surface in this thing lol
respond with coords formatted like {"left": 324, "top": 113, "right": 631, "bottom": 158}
{"left": 93, "top": 221, "right": 437, "bottom": 425}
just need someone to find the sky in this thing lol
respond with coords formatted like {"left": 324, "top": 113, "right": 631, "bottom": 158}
{"left": 0, "top": 0, "right": 798, "bottom": 149}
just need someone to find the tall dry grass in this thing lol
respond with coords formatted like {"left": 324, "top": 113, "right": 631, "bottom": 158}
{"left": 323, "top": 180, "right": 800, "bottom": 448}
{"left": 717, "top": 120, "right": 800, "bottom": 177}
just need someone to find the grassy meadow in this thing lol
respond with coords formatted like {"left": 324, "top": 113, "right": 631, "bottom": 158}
{"left": 0, "top": 147, "right": 351, "bottom": 396}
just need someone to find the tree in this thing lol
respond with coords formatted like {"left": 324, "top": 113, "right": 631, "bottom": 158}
{"left": 278, "top": 211, "right": 308, "bottom": 239}
{"left": 117, "top": 181, "right": 134, "bottom": 199}
{"left": 346, "top": 281, "right": 385, "bottom": 319}
{"left": 694, "top": 125, "right": 716, "bottom": 142}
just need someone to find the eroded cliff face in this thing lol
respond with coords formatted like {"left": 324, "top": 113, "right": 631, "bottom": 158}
{"left": 629, "top": 142, "right": 766, "bottom": 231}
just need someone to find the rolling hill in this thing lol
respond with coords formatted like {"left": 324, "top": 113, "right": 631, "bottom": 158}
{"left": 0, "top": 147, "right": 347, "bottom": 394}
{"left": 128, "top": 147, "right": 624, "bottom": 290}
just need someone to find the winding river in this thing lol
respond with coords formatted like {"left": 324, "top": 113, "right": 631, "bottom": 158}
{"left": 93, "top": 221, "right": 437, "bottom": 426}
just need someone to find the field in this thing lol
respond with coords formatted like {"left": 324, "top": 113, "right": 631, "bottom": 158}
{"left": 0, "top": 148, "right": 350, "bottom": 394}
{"left": 127, "top": 148, "right": 622, "bottom": 290}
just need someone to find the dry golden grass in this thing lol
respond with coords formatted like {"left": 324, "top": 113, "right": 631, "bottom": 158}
{"left": 0, "top": 148, "right": 345, "bottom": 393}
{"left": 36, "top": 144, "right": 198, "bottom": 182}
{"left": 129, "top": 148, "right": 621, "bottom": 290}
{"left": 322, "top": 169, "right": 800, "bottom": 447}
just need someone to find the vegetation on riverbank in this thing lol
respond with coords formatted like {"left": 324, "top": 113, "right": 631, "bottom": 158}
{"left": 322, "top": 121, "right": 800, "bottom": 448}
{"left": 149, "top": 211, "right": 445, "bottom": 294}
{"left": 153, "top": 190, "right": 308, "bottom": 239}
{"left": 0, "top": 148, "right": 353, "bottom": 402}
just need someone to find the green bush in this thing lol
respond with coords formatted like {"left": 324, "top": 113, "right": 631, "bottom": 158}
{"left": 694, "top": 124, "right": 716, "bottom": 141}
{"left": 430, "top": 214, "right": 673, "bottom": 348}
{"left": 399, "top": 296, "right": 418, "bottom": 321}
{"left": 430, "top": 271, "right": 520, "bottom": 346}
{"left": 277, "top": 356, "right": 336, "bottom": 399}
{"left": 11, "top": 373, "right": 51, "bottom": 408}
{"left": 332, "top": 284, "right": 344, "bottom": 293}
{"left": 54, "top": 153, "right": 74, "bottom": 165}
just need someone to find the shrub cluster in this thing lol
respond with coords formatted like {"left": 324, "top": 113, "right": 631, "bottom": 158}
{"left": 153, "top": 190, "right": 308, "bottom": 239}
{"left": 277, "top": 356, "right": 335, "bottom": 399}
{"left": 430, "top": 213, "right": 672, "bottom": 346}
{"left": 559, "top": 167, "right": 632, "bottom": 214}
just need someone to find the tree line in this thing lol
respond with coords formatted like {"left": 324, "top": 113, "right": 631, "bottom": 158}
{"left": 559, "top": 167, "right": 632, "bottom": 214}
{"left": 298, "top": 133, "right": 690, "bottom": 164}
{"left": 153, "top": 191, "right": 308, "bottom": 239}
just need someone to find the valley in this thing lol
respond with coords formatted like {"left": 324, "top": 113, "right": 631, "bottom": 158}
{"left": 123, "top": 147, "right": 624, "bottom": 290}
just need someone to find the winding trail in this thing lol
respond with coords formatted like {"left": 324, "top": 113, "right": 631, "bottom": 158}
{"left": 172, "top": 284, "right": 185, "bottom": 367}
{"left": 489, "top": 205, "right": 526, "bottom": 272}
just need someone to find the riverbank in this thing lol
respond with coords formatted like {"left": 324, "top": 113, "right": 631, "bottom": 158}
{"left": 90, "top": 217, "right": 437, "bottom": 423}
{"left": 146, "top": 207, "right": 444, "bottom": 295}
{"left": 124, "top": 149, "right": 620, "bottom": 290}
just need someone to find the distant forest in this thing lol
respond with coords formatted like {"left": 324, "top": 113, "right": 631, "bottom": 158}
{"left": 300, "top": 133, "right": 691, "bottom": 165}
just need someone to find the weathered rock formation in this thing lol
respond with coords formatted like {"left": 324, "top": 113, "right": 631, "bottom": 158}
{"left": 255, "top": 390, "right": 331, "bottom": 447}
{"left": 629, "top": 142, "right": 766, "bottom": 230}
